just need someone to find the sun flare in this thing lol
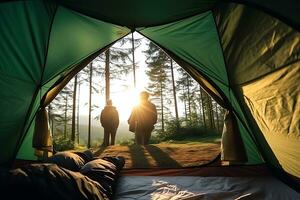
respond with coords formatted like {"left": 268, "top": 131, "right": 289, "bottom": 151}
{"left": 110, "top": 87, "right": 140, "bottom": 121}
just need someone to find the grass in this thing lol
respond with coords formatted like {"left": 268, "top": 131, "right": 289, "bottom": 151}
{"left": 165, "top": 134, "right": 221, "bottom": 144}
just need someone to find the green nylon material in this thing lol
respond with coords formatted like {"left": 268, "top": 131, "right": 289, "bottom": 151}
{"left": 214, "top": 3, "right": 300, "bottom": 176}
{"left": 16, "top": 6, "right": 130, "bottom": 161}
{"left": 57, "top": 0, "right": 300, "bottom": 31}
{"left": 140, "top": 12, "right": 229, "bottom": 88}
{"left": 17, "top": 75, "right": 61, "bottom": 160}
{"left": 140, "top": 12, "right": 262, "bottom": 164}
{"left": 57, "top": 0, "right": 218, "bottom": 27}
{"left": 43, "top": 6, "right": 130, "bottom": 84}
{"left": 0, "top": 1, "right": 56, "bottom": 165}
{"left": 3, "top": 0, "right": 295, "bottom": 169}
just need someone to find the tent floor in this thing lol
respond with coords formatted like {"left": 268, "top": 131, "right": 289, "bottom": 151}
{"left": 93, "top": 142, "right": 220, "bottom": 168}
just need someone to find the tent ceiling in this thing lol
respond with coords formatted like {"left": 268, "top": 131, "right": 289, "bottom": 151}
{"left": 55, "top": 0, "right": 300, "bottom": 31}
{"left": 56, "top": 0, "right": 218, "bottom": 27}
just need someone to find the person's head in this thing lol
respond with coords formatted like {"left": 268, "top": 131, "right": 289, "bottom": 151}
{"left": 139, "top": 91, "right": 150, "bottom": 102}
{"left": 107, "top": 99, "right": 112, "bottom": 106}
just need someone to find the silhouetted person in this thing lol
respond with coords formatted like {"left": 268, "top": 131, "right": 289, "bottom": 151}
{"left": 100, "top": 99, "right": 119, "bottom": 146}
{"left": 128, "top": 91, "right": 157, "bottom": 145}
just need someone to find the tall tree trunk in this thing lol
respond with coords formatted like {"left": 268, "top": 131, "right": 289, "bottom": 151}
{"left": 64, "top": 93, "right": 68, "bottom": 139}
{"left": 71, "top": 75, "right": 77, "bottom": 142}
{"left": 211, "top": 100, "right": 215, "bottom": 129}
{"left": 183, "top": 86, "right": 188, "bottom": 121}
{"left": 199, "top": 87, "right": 206, "bottom": 128}
{"left": 77, "top": 83, "right": 80, "bottom": 144}
{"left": 186, "top": 76, "right": 191, "bottom": 120}
{"left": 131, "top": 32, "right": 136, "bottom": 88}
{"left": 105, "top": 49, "right": 110, "bottom": 103}
{"left": 88, "top": 63, "right": 93, "bottom": 148}
{"left": 170, "top": 59, "right": 179, "bottom": 121}
{"left": 215, "top": 103, "right": 220, "bottom": 132}
{"left": 160, "top": 81, "right": 164, "bottom": 132}
{"left": 207, "top": 96, "right": 215, "bottom": 129}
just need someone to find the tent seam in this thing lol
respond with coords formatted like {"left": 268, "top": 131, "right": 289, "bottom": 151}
{"left": 211, "top": 9, "right": 265, "bottom": 162}
{"left": 39, "top": 4, "right": 59, "bottom": 94}
{"left": 227, "top": 0, "right": 300, "bottom": 32}
{"left": 11, "top": 2, "right": 59, "bottom": 166}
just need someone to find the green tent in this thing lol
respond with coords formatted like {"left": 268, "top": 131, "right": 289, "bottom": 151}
{"left": 0, "top": 0, "right": 299, "bottom": 191}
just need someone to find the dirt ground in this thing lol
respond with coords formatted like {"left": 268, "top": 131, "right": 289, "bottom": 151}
{"left": 93, "top": 142, "right": 220, "bottom": 168}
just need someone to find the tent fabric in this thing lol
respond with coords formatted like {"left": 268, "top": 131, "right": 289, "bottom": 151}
{"left": 16, "top": 8, "right": 130, "bottom": 162}
{"left": 56, "top": 0, "right": 300, "bottom": 31}
{"left": 43, "top": 6, "right": 129, "bottom": 84}
{"left": 32, "top": 107, "right": 52, "bottom": 152}
{"left": 25, "top": 45, "right": 112, "bottom": 159}
{"left": 0, "top": 0, "right": 299, "bottom": 190}
{"left": 0, "top": 1, "right": 130, "bottom": 165}
{"left": 139, "top": 12, "right": 262, "bottom": 164}
{"left": 214, "top": 3, "right": 300, "bottom": 178}
{"left": 0, "top": 0, "right": 57, "bottom": 165}
{"left": 57, "top": 0, "right": 218, "bottom": 28}
{"left": 231, "top": 0, "right": 300, "bottom": 31}
{"left": 243, "top": 64, "right": 300, "bottom": 177}
{"left": 221, "top": 110, "right": 247, "bottom": 162}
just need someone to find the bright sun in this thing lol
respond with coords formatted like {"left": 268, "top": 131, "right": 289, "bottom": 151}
{"left": 110, "top": 87, "right": 140, "bottom": 121}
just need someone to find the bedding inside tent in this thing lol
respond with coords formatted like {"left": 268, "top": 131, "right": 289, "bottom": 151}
{"left": 115, "top": 175, "right": 300, "bottom": 199}
{"left": 0, "top": 0, "right": 299, "bottom": 198}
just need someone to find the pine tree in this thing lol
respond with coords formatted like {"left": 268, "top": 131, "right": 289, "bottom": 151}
{"left": 176, "top": 67, "right": 195, "bottom": 123}
{"left": 71, "top": 75, "right": 77, "bottom": 142}
{"left": 105, "top": 50, "right": 110, "bottom": 102}
{"left": 199, "top": 86, "right": 207, "bottom": 128}
{"left": 96, "top": 36, "right": 139, "bottom": 103}
{"left": 170, "top": 59, "right": 179, "bottom": 122}
{"left": 144, "top": 42, "right": 170, "bottom": 132}
{"left": 88, "top": 62, "right": 93, "bottom": 148}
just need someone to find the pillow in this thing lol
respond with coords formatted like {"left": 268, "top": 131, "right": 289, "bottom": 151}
{"left": 80, "top": 156, "right": 125, "bottom": 199}
{"left": 7, "top": 163, "right": 106, "bottom": 200}
{"left": 48, "top": 151, "right": 85, "bottom": 171}
{"left": 73, "top": 150, "right": 94, "bottom": 163}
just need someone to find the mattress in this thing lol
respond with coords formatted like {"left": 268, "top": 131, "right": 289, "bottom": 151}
{"left": 114, "top": 176, "right": 300, "bottom": 200}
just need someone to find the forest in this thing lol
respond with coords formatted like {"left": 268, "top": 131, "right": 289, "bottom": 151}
{"left": 48, "top": 33, "right": 225, "bottom": 151}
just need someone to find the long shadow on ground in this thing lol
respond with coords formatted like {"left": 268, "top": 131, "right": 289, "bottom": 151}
{"left": 128, "top": 145, "right": 151, "bottom": 168}
{"left": 144, "top": 145, "right": 181, "bottom": 168}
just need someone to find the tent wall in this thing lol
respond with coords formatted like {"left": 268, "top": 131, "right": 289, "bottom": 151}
{"left": 139, "top": 12, "right": 263, "bottom": 164}
{"left": 231, "top": 0, "right": 300, "bottom": 31}
{"left": 214, "top": 3, "right": 300, "bottom": 177}
{"left": 0, "top": 1, "right": 130, "bottom": 165}
{"left": 0, "top": 0, "right": 298, "bottom": 180}
{"left": 16, "top": 5, "right": 130, "bottom": 162}
{"left": 0, "top": 0, "right": 57, "bottom": 165}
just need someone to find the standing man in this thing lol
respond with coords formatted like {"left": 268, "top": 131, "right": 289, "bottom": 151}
{"left": 100, "top": 99, "right": 119, "bottom": 146}
{"left": 128, "top": 91, "right": 157, "bottom": 145}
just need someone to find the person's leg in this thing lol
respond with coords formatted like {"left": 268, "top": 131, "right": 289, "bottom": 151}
{"left": 135, "top": 128, "right": 143, "bottom": 145}
{"left": 144, "top": 131, "right": 150, "bottom": 145}
{"left": 144, "top": 127, "right": 153, "bottom": 145}
{"left": 103, "top": 128, "right": 109, "bottom": 146}
{"left": 110, "top": 128, "right": 116, "bottom": 145}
